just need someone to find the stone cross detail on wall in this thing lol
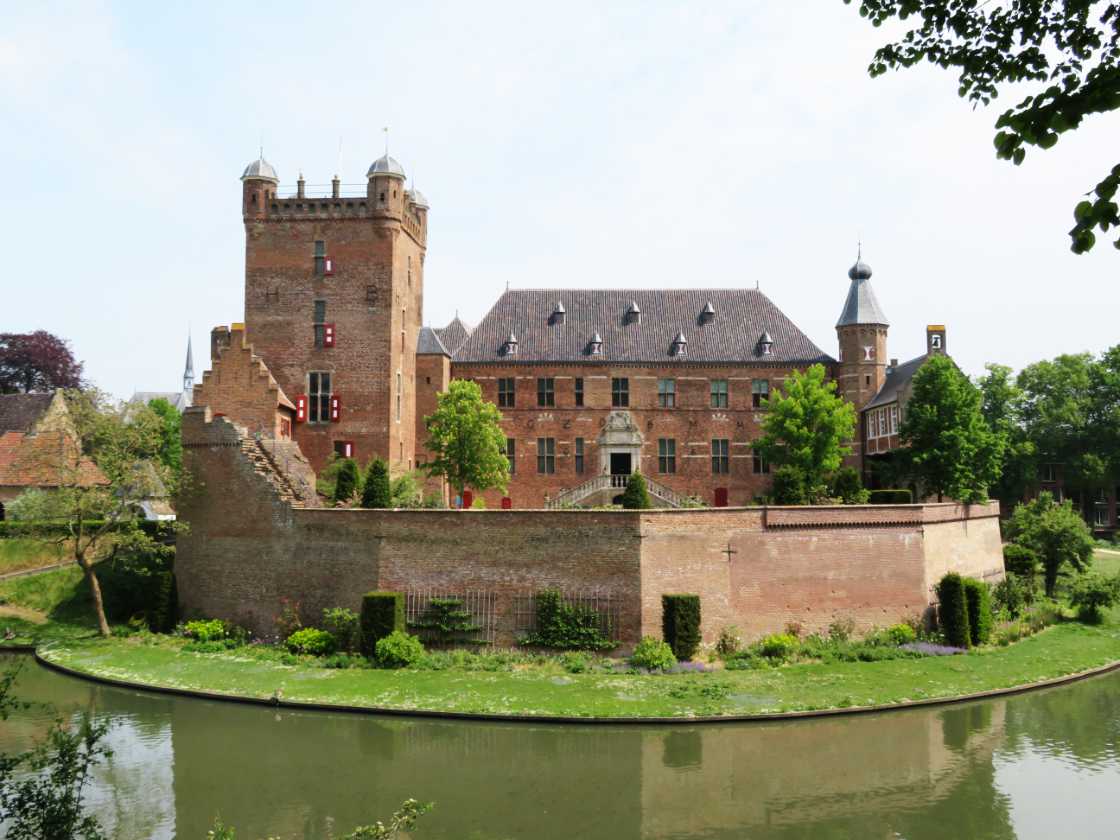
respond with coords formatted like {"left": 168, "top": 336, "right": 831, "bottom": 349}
{"left": 723, "top": 542, "right": 737, "bottom": 563}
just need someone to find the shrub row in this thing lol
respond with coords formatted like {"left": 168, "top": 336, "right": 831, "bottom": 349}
{"left": 937, "top": 573, "right": 993, "bottom": 648}
{"left": 0, "top": 519, "right": 175, "bottom": 539}
{"left": 867, "top": 489, "right": 913, "bottom": 505}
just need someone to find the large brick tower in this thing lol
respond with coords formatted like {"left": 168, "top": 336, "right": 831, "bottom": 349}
{"left": 835, "top": 255, "right": 889, "bottom": 458}
{"left": 240, "top": 152, "right": 428, "bottom": 473}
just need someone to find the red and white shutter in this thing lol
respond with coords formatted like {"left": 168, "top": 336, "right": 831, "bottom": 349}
{"left": 295, "top": 395, "right": 308, "bottom": 424}
{"left": 324, "top": 257, "right": 334, "bottom": 276}
{"left": 329, "top": 394, "right": 342, "bottom": 422}
{"left": 324, "top": 323, "right": 335, "bottom": 347}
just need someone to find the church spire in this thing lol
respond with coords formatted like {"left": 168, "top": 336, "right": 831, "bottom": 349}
{"left": 183, "top": 334, "right": 194, "bottom": 395}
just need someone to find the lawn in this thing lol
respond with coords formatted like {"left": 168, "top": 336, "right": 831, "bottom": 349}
{"left": 0, "top": 537, "right": 68, "bottom": 577}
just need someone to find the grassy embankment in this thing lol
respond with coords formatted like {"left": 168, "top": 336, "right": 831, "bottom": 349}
{"left": 0, "top": 537, "right": 68, "bottom": 577}
{"left": 2, "top": 552, "right": 1120, "bottom": 719}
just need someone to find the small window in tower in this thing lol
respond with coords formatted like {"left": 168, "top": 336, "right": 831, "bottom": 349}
{"left": 379, "top": 192, "right": 386, "bottom": 202}
{"left": 865, "top": 375, "right": 871, "bottom": 386}
{"left": 314, "top": 241, "right": 326, "bottom": 277}
{"left": 574, "top": 377, "right": 584, "bottom": 407}
{"left": 396, "top": 371, "right": 402, "bottom": 423}
{"left": 313, "top": 300, "right": 327, "bottom": 347}
{"left": 366, "top": 286, "right": 378, "bottom": 306}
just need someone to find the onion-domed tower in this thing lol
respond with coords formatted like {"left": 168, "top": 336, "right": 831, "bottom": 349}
{"left": 835, "top": 253, "right": 889, "bottom": 412}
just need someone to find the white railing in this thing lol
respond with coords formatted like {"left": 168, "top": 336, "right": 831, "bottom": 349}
{"left": 546, "top": 473, "right": 686, "bottom": 509}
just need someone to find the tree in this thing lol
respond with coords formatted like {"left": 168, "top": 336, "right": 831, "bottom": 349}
{"left": 333, "top": 458, "right": 360, "bottom": 505}
{"left": 145, "top": 398, "right": 182, "bottom": 486}
{"left": 421, "top": 379, "right": 509, "bottom": 505}
{"left": 1017, "top": 353, "right": 1098, "bottom": 492}
{"left": 754, "top": 364, "right": 856, "bottom": 502}
{"left": 847, "top": 0, "right": 1120, "bottom": 253}
{"left": 1005, "top": 492, "right": 1095, "bottom": 597}
{"left": 361, "top": 458, "right": 392, "bottom": 508}
{"left": 21, "top": 390, "right": 175, "bottom": 636}
{"left": 621, "top": 473, "right": 652, "bottom": 509}
{"left": 901, "top": 356, "right": 1005, "bottom": 503}
{"left": 831, "top": 465, "right": 870, "bottom": 504}
{"left": 977, "top": 363, "right": 1034, "bottom": 506}
{"left": 0, "top": 331, "right": 84, "bottom": 394}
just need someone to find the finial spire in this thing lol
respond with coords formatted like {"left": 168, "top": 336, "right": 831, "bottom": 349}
{"left": 857, "top": 239, "right": 862, "bottom": 261}
{"left": 383, "top": 126, "right": 389, "bottom": 155}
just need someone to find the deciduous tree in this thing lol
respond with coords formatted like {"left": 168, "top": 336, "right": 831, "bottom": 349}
{"left": 421, "top": 379, "right": 509, "bottom": 506}
{"left": 1005, "top": 491, "right": 1095, "bottom": 597}
{"left": 901, "top": 355, "right": 1005, "bottom": 503}
{"left": 0, "top": 331, "right": 84, "bottom": 394}
{"left": 847, "top": 0, "right": 1120, "bottom": 253}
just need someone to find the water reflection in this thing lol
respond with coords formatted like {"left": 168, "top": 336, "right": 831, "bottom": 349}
{"left": 1, "top": 655, "right": 1117, "bottom": 840}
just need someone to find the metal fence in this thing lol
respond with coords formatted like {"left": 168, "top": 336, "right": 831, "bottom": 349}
{"left": 404, "top": 590, "right": 497, "bottom": 646}
{"left": 513, "top": 591, "right": 622, "bottom": 643}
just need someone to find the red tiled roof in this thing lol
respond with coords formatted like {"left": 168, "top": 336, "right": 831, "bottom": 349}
{"left": 0, "top": 430, "right": 108, "bottom": 489}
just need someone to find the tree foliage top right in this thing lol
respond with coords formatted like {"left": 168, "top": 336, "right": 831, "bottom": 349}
{"left": 847, "top": 0, "right": 1120, "bottom": 253}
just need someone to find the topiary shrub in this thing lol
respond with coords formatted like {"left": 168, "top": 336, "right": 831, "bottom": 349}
{"left": 1069, "top": 573, "right": 1120, "bottom": 623}
{"left": 630, "top": 636, "right": 676, "bottom": 671}
{"left": 962, "top": 578, "right": 993, "bottom": 646}
{"left": 661, "top": 594, "right": 701, "bottom": 661}
{"left": 360, "top": 591, "right": 405, "bottom": 656}
{"left": 621, "top": 473, "right": 652, "bottom": 509}
{"left": 321, "top": 607, "right": 360, "bottom": 652}
{"left": 868, "top": 489, "right": 913, "bottom": 505}
{"left": 333, "top": 458, "right": 360, "bottom": 504}
{"left": 286, "top": 627, "right": 336, "bottom": 655}
{"left": 375, "top": 630, "right": 426, "bottom": 668}
{"left": 831, "top": 466, "right": 869, "bottom": 504}
{"left": 361, "top": 458, "right": 392, "bottom": 508}
{"left": 936, "top": 573, "right": 971, "bottom": 648}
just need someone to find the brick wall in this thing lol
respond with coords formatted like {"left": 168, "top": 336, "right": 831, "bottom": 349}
{"left": 178, "top": 412, "right": 1004, "bottom": 647}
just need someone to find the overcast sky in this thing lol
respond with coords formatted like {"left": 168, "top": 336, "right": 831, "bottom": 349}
{"left": 3, "top": 1, "right": 1117, "bottom": 399}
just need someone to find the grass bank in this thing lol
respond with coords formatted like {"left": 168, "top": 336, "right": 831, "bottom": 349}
{"left": 6, "top": 556, "right": 1120, "bottom": 720}
{"left": 0, "top": 537, "right": 68, "bottom": 577}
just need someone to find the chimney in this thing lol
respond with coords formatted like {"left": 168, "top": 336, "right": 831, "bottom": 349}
{"left": 331, "top": 175, "right": 340, "bottom": 199}
{"left": 210, "top": 326, "right": 231, "bottom": 362}
{"left": 297, "top": 172, "right": 306, "bottom": 199}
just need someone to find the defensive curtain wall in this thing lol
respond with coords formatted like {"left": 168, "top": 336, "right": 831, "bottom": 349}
{"left": 178, "top": 406, "right": 1005, "bottom": 647}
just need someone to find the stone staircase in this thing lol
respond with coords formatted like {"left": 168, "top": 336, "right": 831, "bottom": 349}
{"left": 238, "top": 435, "right": 320, "bottom": 508}
{"left": 546, "top": 473, "right": 688, "bottom": 509}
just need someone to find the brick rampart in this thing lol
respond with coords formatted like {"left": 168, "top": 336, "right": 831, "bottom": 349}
{"left": 178, "top": 413, "right": 1004, "bottom": 647}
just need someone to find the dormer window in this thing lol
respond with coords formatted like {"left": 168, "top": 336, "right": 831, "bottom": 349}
{"left": 700, "top": 301, "right": 715, "bottom": 324}
{"left": 757, "top": 331, "right": 773, "bottom": 356}
{"left": 588, "top": 332, "right": 603, "bottom": 355}
{"left": 551, "top": 300, "right": 566, "bottom": 326}
{"left": 671, "top": 331, "right": 687, "bottom": 357}
{"left": 503, "top": 333, "right": 518, "bottom": 356}
{"left": 626, "top": 301, "right": 641, "bottom": 325}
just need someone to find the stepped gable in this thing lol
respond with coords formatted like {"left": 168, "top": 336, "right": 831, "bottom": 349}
{"left": 452, "top": 288, "right": 834, "bottom": 364}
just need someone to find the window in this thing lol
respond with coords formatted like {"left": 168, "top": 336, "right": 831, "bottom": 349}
{"left": 711, "top": 379, "right": 728, "bottom": 408}
{"left": 333, "top": 441, "right": 354, "bottom": 459}
{"left": 537, "top": 377, "right": 555, "bottom": 407}
{"left": 575, "top": 438, "right": 585, "bottom": 474}
{"left": 752, "top": 379, "right": 769, "bottom": 408}
{"left": 889, "top": 404, "right": 899, "bottom": 435}
{"left": 711, "top": 439, "right": 730, "bottom": 474}
{"left": 878, "top": 408, "right": 887, "bottom": 437}
{"left": 365, "top": 285, "right": 378, "bottom": 306}
{"left": 1039, "top": 463, "right": 1058, "bottom": 483}
{"left": 574, "top": 377, "right": 584, "bottom": 407}
{"left": 313, "top": 300, "right": 327, "bottom": 347}
{"left": 314, "top": 240, "right": 327, "bottom": 276}
{"left": 753, "top": 451, "right": 770, "bottom": 475}
{"left": 498, "top": 377, "right": 515, "bottom": 408}
{"left": 506, "top": 438, "right": 516, "bottom": 474}
{"left": 308, "top": 372, "right": 331, "bottom": 423}
{"left": 537, "top": 438, "right": 555, "bottom": 474}
{"left": 612, "top": 377, "right": 629, "bottom": 408}
{"left": 407, "top": 255, "right": 412, "bottom": 289}
{"left": 1094, "top": 504, "right": 1111, "bottom": 526}
{"left": 658, "top": 378, "right": 676, "bottom": 408}
{"left": 658, "top": 438, "right": 676, "bottom": 474}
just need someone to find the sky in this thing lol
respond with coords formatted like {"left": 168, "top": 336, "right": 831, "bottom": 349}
{"left": 3, "top": 1, "right": 1117, "bottom": 399}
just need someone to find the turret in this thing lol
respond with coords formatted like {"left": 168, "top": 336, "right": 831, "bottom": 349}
{"left": 835, "top": 255, "right": 889, "bottom": 411}
{"left": 241, "top": 156, "right": 278, "bottom": 221}
{"left": 367, "top": 153, "right": 406, "bottom": 219}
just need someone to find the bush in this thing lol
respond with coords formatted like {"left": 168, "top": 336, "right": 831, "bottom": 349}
{"left": 1002, "top": 543, "right": 1039, "bottom": 579}
{"left": 621, "top": 473, "right": 652, "bottom": 509}
{"left": 322, "top": 607, "right": 360, "bottom": 652}
{"left": 409, "top": 597, "right": 482, "bottom": 646}
{"left": 831, "top": 466, "right": 869, "bottom": 504}
{"left": 375, "top": 630, "right": 425, "bottom": 668}
{"left": 936, "top": 573, "right": 971, "bottom": 648}
{"left": 758, "top": 633, "right": 799, "bottom": 661}
{"left": 183, "top": 619, "right": 227, "bottom": 642}
{"left": 715, "top": 625, "right": 742, "bottom": 658}
{"left": 770, "top": 465, "right": 808, "bottom": 505}
{"left": 521, "top": 590, "right": 615, "bottom": 651}
{"left": 992, "top": 575, "right": 1032, "bottom": 618}
{"left": 560, "top": 651, "right": 590, "bottom": 673}
{"left": 868, "top": 489, "right": 913, "bottom": 505}
{"left": 361, "top": 458, "right": 392, "bottom": 508}
{"left": 1069, "top": 573, "right": 1120, "bottom": 623}
{"left": 630, "top": 636, "right": 676, "bottom": 671}
{"left": 661, "top": 594, "right": 701, "bottom": 661}
{"left": 828, "top": 617, "right": 855, "bottom": 642}
{"left": 334, "top": 458, "right": 360, "bottom": 504}
{"left": 962, "top": 578, "right": 994, "bottom": 645}
{"left": 360, "top": 591, "right": 405, "bottom": 656}
{"left": 285, "top": 627, "right": 335, "bottom": 655}
{"left": 884, "top": 623, "right": 917, "bottom": 646}
{"left": 275, "top": 597, "right": 302, "bottom": 640}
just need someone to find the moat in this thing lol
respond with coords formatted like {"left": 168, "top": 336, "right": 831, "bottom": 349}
{"left": 2, "top": 654, "right": 1118, "bottom": 839}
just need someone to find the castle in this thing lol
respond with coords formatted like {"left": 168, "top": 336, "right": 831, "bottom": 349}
{"left": 200, "top": 151, "right": 947, "bottom": 508}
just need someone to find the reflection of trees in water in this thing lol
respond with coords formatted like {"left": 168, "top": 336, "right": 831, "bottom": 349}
{"left": 1001, "top": 674, "right": 1120, "bottom": 767}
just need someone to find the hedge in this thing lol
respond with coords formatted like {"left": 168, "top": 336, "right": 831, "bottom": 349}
{"left": 868, "top": 489, "right": 913, "bottom": 505}
{"left": 936, "top": 573, "right": 971, "bottom": 648}
{"left": 661, "top": 594, "right": 701, "bottom": 661}
{"left": 962, "top": 578, "right": 993, "bottom": 646}
{"left": 0, "top": 520, "right": 174, "bottom": 540}
{"left": 360, "top": 591, "right": 405, "bottom": 656}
